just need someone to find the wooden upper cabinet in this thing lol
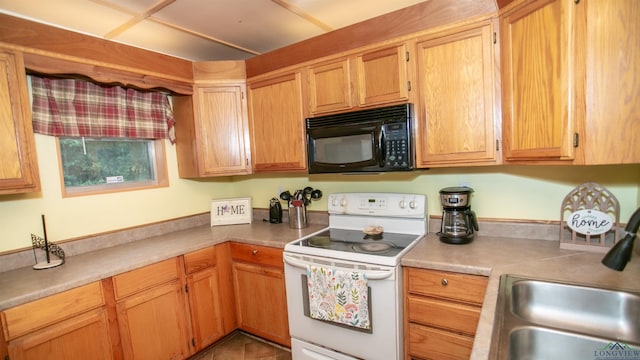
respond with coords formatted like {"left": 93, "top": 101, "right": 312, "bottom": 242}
{"left": 307, "top": 57, "right": 354, "bottom": 114}
{"left": 415, "top": 20, "right": 499, "bottom": 167}
{"left": 501, "top": 0, "right": 576, "bottom": 162}
{"left": 307, "top": 43, "right": 409, "bottom": 116}
{"left": 501, "top": 0, "right": 640, "bottom": 165}
{"left": 356, "top": 44, "right": 409, "bottom": 107}
{"left": 173, "top": 83, "right": 250, "bottom": 177}
{"left": 247, "top": 71, "right": 306, "bottom": 172}
{"left": 0, "top": 48, "right": 40, "bottom": 194}
{"left": 580, "top": 0, "right": 640, "bottom": 164}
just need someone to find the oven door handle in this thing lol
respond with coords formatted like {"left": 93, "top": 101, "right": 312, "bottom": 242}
{"left": 283, "top": 253, "right": 394, "bottom": 280}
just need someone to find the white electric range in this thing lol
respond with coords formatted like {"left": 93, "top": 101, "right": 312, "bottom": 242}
{"left": 283, "top": 192, "right": 427, "bottom": 360}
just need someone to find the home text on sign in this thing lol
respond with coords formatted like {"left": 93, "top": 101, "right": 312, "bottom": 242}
{"left": 216, "top": 204, "right": 246, "bottom": 216}
{"left": 567, "top": 209, "right": 613, "bottom": 235}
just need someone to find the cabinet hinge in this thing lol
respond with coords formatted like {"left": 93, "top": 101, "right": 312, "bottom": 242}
{"left": 192, "top": 338, "right": 196, "bottom": 347}
{"left": 241, "top": 91, "right": 245, "bottom": 100}
{"left": 407, "top": 81, "right": 412, "bottom": 92}
{"left": 405, "top": 51, "right": 410, "bottom": 62}
{"left": 573, "top": 133, "right": 579, "bottom": 147}
{"left": 493, "top": 32, "right": 497, "bottom": 44}
{"left": 496, "top": 139, "right": 500, "bottom": 151}
{"left": 184, "top": 284, "right": 189, "bottom": 293}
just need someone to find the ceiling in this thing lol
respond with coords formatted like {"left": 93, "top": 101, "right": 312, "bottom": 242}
{"left": 0, "top": 0, "right": 428, "bottom": 62}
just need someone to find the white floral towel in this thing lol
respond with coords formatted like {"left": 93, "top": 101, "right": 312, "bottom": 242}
{"left": 306, "top": 266, "right": 370, "bottom": 330}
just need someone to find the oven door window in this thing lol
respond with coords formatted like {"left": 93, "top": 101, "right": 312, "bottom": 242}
{"left": 308, "top": 125, "right": 380, "bottom": 172}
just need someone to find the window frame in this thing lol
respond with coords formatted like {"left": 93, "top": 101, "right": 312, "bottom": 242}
{"left": 56, "top": 137, "right": 169, "bottom": 197}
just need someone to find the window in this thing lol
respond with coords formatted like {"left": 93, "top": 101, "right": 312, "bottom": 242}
{"left": 58, "top": 137, "right": 168, "bottom": 196}
{"left": 29, "top": 75, "right": 174, "bottom": 196}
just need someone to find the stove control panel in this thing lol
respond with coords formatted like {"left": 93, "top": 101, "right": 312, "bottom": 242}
{"left": 328, "top": 192, "right": 426, "bottom": 218}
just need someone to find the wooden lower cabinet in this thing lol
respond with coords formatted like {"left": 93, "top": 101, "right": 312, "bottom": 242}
{"left": 230, "top": 242, "right": 290, "bottom": 347}
{"left": 183, "top": 246, "right": 227, "bottom": 352}
{"left": 7, "top": 309, "right": 113, "bottom": 360}
{"left": 1, "top": 282, "right": 114, "bottom": 360}
{"left": 113, "top": 258, "right": 190, "bottom": 360}
{"left": 1, "top": 243, "right": 288, "bottom": 360}
{"left": 404, "top": 267, "right": 488, "bottom": 360}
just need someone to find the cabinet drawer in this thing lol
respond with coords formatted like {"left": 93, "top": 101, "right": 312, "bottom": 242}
{"left": 230, "top": 242, "right": 283, "bottom": 269}
{"left": 1, "top": 282, "right": 104, "bottom": 341}
{"left": 408, "top": 322, "right": 473, "bottom": 360}
{"left": 406, "top": 268, "right": 488, "bottom": 305}
{"left": 407, "top": 295, "right": 481, "bottom": 336}
{"left": 112, "top": 258, "right": 179, "bottom": 299}
{"left": 184, "top": 246, "right": 217, "bottom": 274}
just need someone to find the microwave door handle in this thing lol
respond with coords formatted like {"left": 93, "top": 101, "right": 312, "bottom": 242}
{"left": 378, "top": 127, "right": 386, "bottom": 167}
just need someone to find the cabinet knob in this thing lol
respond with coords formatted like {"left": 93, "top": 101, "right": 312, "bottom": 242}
{"left": 441, "top": 278, "right": 448, "bottom": 286}
{"left": 251, "top": 249, "right": 258, "bottom": 255}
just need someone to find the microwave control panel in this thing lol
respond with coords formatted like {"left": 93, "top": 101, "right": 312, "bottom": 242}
{"left": 383, "top": 123, "right": 410, "bottom": 168}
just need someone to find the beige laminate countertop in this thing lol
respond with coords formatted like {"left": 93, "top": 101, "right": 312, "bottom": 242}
{"left": 0, "top": 221, "right": 327, "bottom": 311}
{"left": 402, "top": 233, "right": 640, "bottom": 360}
{"left": 1, "top": 222, "right": 639, "bottom": 360}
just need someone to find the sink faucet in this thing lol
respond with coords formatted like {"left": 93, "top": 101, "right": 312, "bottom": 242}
{"left": 602, "top": 207, "right": 640, "bottom": 271}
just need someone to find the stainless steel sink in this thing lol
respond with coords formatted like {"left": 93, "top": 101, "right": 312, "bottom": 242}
{"left": 490, "top": 275, "right": 640, "bottom": 360}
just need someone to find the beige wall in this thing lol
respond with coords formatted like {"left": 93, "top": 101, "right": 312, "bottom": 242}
{"left": 0, "top": 133, "right": 638, "bottom": 253}
{"left": 0, "top": 135, "right": 233, "bottom": 253}
{"left": 229, "top": 165, "right": 640, "bottom": 223}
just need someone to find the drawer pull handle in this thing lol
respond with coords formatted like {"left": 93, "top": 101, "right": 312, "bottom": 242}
{"left": 252, "top": 249, "right": 258, "bottom": 255}
{"left": 441, "top": 278, "right": 448, "bottom": 286}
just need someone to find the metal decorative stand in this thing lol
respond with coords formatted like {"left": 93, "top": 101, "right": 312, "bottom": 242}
{"left": 559, "top": 182, "right": 620, "bottom": 252}
{"left": 31, "top": 215, "right": 65, "bottom": 270}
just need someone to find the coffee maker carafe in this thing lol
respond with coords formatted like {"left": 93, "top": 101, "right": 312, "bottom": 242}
{"left": 437, "top": 187, "right": 479, "bottom": 244}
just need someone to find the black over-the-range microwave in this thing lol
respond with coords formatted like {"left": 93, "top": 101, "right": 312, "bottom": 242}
{"left": 306, "top": 104, "right": 414, "bottom": 174}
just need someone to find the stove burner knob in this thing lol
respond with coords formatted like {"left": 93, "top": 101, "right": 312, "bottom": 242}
{"left": 399, "top": 200, "right": 407, "bottom": 209}
{"left": 330, "top": 197, "right": 347, "bottom": 207}
{"left": 409, "top": 200, "right": 417, "bottom": 209}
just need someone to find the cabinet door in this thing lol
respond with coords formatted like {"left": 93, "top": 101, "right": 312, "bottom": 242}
{"left": 186, "top": 267, "right": 224, "bottom": 351}
{"left": 7, "top": 308, "right": 113, "bottom": 360}
{"left": 194, "top": 85, "right": 250, "bottom": 175}
{"left": 232, "top": 262, "right": 290, "bottom": 347}
{"left": 0, "top": 48, "right": 40, "bottom": 194}
{"left": 247, "top": 72, "right": 306, "bottom": 172}
{"left": 308, "top": 57, "right": 354, "bottom": 115}
{"left": 356, "top": 44, "right": 409, "bottom": 107}
{"left": 173, "top": 84, "right": 250, "bottom": 177}
{"left": 116, "top": 280, "right": 190, "bottom": 360}
{"left": 501, "top": 0, "right": 576, "bottom": 162}
{"left": 415, "top": 22, "right": 498, "bottom": 166}
{"left": 581, "top": 0, "right": 640, "bottom": 164}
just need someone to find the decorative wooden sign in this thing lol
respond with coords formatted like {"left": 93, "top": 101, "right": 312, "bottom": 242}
{"left": 559, "top": 182, "right": 619, "bottom": 252}
{"left": 210, "top": 197, "right": 252, "bottom": 226}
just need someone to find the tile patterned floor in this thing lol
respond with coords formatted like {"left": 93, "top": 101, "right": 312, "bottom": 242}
{"left": 189, "top": 331, "right": 292, "bottom": 360}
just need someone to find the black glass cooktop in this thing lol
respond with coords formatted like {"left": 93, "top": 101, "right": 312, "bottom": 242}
{"left": 300, "top": 228, "right": 420, "bottom": 257}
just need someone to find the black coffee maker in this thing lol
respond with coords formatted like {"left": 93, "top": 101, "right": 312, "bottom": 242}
{"left": 437, "top": 187, "right": 478, "bottom": 244}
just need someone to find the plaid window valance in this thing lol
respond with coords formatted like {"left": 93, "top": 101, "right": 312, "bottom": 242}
{"left": 31, "top": 76, "right": 175, "bottom": 143}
